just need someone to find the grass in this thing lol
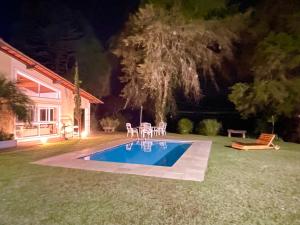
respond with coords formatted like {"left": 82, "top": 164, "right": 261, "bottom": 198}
{"left": 0, "top": 133, "right": 299, "bottom": 225}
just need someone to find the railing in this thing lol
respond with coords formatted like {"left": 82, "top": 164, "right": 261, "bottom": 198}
{"left": 15, "top": 122, "right": 58, "bottom": 138}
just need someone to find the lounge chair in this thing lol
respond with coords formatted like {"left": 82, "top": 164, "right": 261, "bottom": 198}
{"left": 231, "top": 133, "right": 280, "bottom": 150}
{"left": 126, "top": 123, "right": 139, "bottom": 138}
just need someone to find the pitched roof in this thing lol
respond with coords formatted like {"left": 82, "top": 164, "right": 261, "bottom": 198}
{"left": 0, "top": 39, "right": 103, "bottom": 104}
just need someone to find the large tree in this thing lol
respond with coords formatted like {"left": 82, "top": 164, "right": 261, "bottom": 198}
{"left": 73, "top": 61, "right": 82, "bottom": 137}
{"left": 114, "top": 4, "right": 243, "bottom": 123}
{"left": 229, "top": 0, "right": 300, "bottom": 134}
{"left": 143, "top": 0, "right": 226, "bottom": 19}
{"left": 229, "top": 33, "right": 300, "bottom": 133}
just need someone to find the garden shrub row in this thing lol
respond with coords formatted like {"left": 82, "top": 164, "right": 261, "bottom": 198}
{"left": 177, "top": 118, "right": 222, "bottom": 136}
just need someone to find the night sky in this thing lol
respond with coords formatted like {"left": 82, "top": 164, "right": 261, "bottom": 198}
{"left": 0, "top": 0, "right": 140, "bottom": 45}
{"left": 0, "top": 0, "right": 234, "bottom": 110}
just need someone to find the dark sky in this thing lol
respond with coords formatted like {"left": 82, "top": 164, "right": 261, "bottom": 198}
{"left": 0, "top": 0, "right": 140, "bottom": 45}
{"left": 0, "top": 0, "right": 233, "bottom": 103}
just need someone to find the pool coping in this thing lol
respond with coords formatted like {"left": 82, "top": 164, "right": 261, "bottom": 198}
{"left": 33, "top": 138, "right": 212, "bottom": 182}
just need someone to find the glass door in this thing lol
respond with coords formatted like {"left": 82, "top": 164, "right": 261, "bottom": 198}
{"left": 16, "top": 106, "right": 59, "bottom": 138}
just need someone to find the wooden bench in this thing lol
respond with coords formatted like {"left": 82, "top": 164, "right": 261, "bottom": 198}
{"left": 103, "top": 127, "right": 115, "bottom": 133}
{"left": 227, "top": 129, "right": 246, "bottom": 138}
{"left": 231, "top": 133, "right": 280, "bottom": 150}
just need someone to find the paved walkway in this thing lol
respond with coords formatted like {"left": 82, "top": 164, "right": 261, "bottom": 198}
{"left": 33, "top": 138, "right": 212, "bottom": 182}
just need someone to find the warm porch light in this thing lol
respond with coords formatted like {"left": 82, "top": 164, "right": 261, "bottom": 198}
{"left": 40, "top": 137, "right": 48, "bottom": 144}
{"left": 81, "top": 131, "right": 88, "bottom": 138}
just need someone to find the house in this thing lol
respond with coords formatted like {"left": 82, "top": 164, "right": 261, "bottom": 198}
{"left": 0, "top": 39, "right": 103, "bottom": 142}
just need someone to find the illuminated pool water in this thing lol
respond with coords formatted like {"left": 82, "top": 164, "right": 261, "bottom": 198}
{"left": 81, "top": 140, "right": 192, "bottom": 167}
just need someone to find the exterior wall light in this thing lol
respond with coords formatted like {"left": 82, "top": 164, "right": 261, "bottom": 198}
{"left": 40, "top": 137, "right": 48, "bottom": 144}
{"left": 81, "top": 130, "right": 88, "bottom": 139}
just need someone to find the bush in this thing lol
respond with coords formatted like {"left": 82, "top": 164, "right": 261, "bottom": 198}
{"left": 197, "top": 119, "right": 222, "bottom": 136}
{"left": 0, "top": 130, "right": 14, "bottom": 141}
{"left": 177, "top": 118, "right": 193, "bottom": 134}
{"left": 99, "top": 117, "right": 120, "bottom": 130}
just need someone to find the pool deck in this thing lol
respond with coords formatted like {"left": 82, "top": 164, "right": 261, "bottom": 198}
{"left": 33, "top": 138, "right": 212, "bottom": 182}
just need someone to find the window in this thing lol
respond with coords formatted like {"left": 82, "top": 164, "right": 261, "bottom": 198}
{"left": 16, "top": 106, "right": 36, "bottom": 122}
{"left": 29, "top": 107, "right": 38, "bottom": 122}
{"left": 39, "top": 108, "right": 56, "bottom": 122}
{"left": 15, "top": 106, "right": 59, "bottom": 138}
{"left": 16, "top": 73, "right": 60, "bottom": 99}
{"left": 49, "top": 108, "right": 54, "bottom": 121}
{"left": 39, "top": 109, "right": 47, "bottom": 122}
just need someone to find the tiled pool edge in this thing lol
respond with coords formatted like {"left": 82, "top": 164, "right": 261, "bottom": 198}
{"left": 33, "top": 139, "right": 212, "bottom": 182}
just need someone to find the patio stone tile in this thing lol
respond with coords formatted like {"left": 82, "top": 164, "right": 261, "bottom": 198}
{"left": 161, "top": 172, "right": 185, "bottom": 180}
{"left": 33, "top": 139, "right": 212, "bottom": 182}
{"left": 145, "top": 170, "right": 166, "bottom": 177}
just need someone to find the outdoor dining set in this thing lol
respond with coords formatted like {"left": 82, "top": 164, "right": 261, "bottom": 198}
{"left": 126, "top": 122, "right": 167, "bottom": 138}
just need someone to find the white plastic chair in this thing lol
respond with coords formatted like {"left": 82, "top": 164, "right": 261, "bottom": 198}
{"left": 154, "top": 122, "right": 167, "bottom": 136}
{"left": 126, "top": 123, "right": 139, "bottom": 138}
{"left": 161, "top": 122, "right": 167, "bottom": 136}
{"left": 140, "top": 122, "right": 153, "bottom": 138}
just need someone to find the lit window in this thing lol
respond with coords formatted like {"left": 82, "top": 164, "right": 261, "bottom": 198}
{"left": 39, "top": 108, "right": 57, "bottom": 122}
{"left": 16, "top": 106, "right": 36, "bottom": 122}
{"left": 49, "top": 109, "right": 54, "bottom": 121}
{"left": 16, "top": 73, "right": 60, "bottom": 99}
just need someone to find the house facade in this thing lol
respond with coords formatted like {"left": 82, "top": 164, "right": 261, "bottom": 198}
{"left": 0, "top": 39, "right": 102, "bottom": 142}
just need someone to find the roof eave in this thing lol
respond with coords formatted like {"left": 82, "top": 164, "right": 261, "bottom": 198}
{"left": 0, "top": 38, "right": 103, "bottom": 104}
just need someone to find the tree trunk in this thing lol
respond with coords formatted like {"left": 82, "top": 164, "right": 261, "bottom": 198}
{"left": 271, "top": 115, "right": 275, "bottom": 134}
{"left": 78, "top": 116, "right": 82, "bottom": 137}
{"left": 156, "top": 78, "right": 168, "bottom": 124}
{"left": 0, "top": 103, "right": 14, "bottom": 134}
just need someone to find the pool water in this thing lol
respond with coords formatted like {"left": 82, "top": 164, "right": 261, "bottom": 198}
{"left": 81, "top": 141, "right": 192, "bottom": 167}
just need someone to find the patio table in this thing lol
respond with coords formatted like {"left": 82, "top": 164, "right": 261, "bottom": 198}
{"left": 138, "top": 126, "right": 153, "bottom": 138}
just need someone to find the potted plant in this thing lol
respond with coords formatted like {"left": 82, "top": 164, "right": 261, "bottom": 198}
{"left": 0, "top": 130, "right": 16, "bottom": 149}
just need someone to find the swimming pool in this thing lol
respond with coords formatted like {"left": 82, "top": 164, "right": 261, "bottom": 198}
{"left": 81, "top": 140, "right": 192, "bottom": 167}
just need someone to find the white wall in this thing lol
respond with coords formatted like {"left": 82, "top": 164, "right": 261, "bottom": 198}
{"left": 0, "top": 53, "right": 92, "bottom": 136}
{"left": 0, "top": 51, "right": 12, "bottom": 79}
{"left": 0, "top": 51, "right": 14, "bottom": 133}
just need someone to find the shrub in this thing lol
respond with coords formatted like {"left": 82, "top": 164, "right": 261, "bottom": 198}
{"left": 0, "top": 130, "right": 14, "bottom": 141}
{"left": 197, "top": 119, "right": 222, "bottom": 136}
{"left": 99, "top": 117, "right": 120, "bottom": 130}
{"left": 177, "top": 118, "right": 193, "bottom": 134}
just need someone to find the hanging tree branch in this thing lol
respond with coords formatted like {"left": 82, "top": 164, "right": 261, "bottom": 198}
{"left": 114, "top": 4, "right": 243, "bottom": 123}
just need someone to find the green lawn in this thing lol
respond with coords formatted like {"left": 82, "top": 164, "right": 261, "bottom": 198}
{"left": 0, "top": 133, "right": 299, "bottom": 225}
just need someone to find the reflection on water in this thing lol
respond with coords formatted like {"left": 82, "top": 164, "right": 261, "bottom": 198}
{"left": 135, "top": 140, "right": 167, "bottom": 152}
{"left": 82, "top": 141, "right": 191, "bottom": 167}
{"left": 141, "top": 141, "right": 152, "bottom": 152}
{"left": 159, "top": 141, "right": 167, "bottom": 150}
{"left": 126, "top": 143, "right": 133, "bottom": 151}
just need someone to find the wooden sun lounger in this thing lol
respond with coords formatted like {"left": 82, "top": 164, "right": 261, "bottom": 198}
{"left": 231, "top": 133, "right": 279, "bottom": 150}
